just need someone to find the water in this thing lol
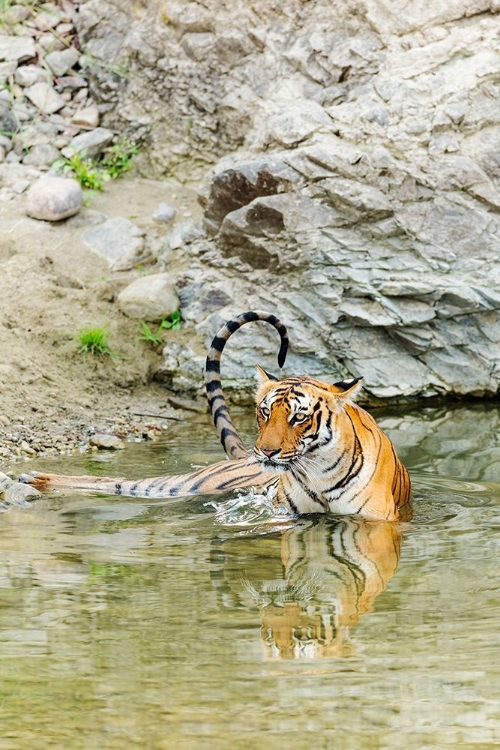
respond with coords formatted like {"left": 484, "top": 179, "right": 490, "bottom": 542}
{"left": 2, "top": 402, "right": 500, "bottom": 748}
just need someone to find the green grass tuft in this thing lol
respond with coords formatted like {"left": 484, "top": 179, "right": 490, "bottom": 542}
{"left": 78, "top": 327, "right": 113, "bottom": 357}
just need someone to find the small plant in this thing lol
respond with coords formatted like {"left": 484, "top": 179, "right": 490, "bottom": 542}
{"left": 101, "top": 139, "right": 139, "bottom": 179}
{"left": 161, "top": 310, "right": 181, "bottom": 331}
{"left": 78, "top": 327, "right": 114, "bottom": 358}
{"left": 139, "top": 321, "right": 163, "bottom": 347}
{"left": 59, "top": 152, "right": 105, "bottom": 191}
{"left": 139, "top": 311, "right": 182, "bottom": 347}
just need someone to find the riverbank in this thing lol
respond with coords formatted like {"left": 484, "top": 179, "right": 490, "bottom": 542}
{"left": 0, "top": 170, "right": 203, "bottom": 467}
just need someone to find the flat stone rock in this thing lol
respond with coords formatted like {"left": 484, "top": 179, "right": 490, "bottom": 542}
{"left": 45, "top": 47, "right": 80, "bottom": 77}
{"left": 63, "top": 127, "right": 114, "bottom": 158}
{"left": 117, "top": 273, "right": 180, "bottom": 321}
{"left": 71, "top": 105, "right": 99, "bottom": 129}
{"left": 23, "top": 143, "right": 61, "bottom": 168}
{"left": 25, "top": 176, "right": 83, "bottom": 221}
{"left": 0, "top": 37, "right": 35, "bottom": 63}
{"left": 25, "top": 82, "right": 66, "bottom": 115}
{"left": 82, "top": 217, "right": 145, "bottom": 270}
{"left": 14, "top": 65, "right": 51, "bottom": 88}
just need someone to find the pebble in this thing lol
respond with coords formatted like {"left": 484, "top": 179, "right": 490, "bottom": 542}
{"left": 25, "top": 81, "right": 66, "bottom": 115}
{"left": 71, "top": 105, "right": 99, "bottom": 129}
{"left": 0, "top": 36, "right": 36, "bottom": 63}
{"left": 45, "top": 48, "right": 80, "bottom": 77}
{"left": 152, "top": 202, "right": 177, "bottom": 223}
{"left": 25, "top": 176, "right": 83, "bottom": 221}
{"left": 14, "top": 65, "right": 50, "bottom": 87}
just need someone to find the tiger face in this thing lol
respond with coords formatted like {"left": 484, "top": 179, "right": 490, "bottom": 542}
{"left": 253, "top": 365, "right": 362, "bottom": 472}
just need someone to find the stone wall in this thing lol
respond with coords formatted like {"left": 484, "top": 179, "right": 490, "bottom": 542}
{"left": 78, "top": 0, "right": 500, "bottom": 400}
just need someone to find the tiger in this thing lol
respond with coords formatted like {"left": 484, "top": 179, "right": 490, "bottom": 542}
{"left": 20, "top": 311, "right": 412, "bottom": 521}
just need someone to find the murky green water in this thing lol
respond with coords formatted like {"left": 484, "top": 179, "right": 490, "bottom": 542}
{"left": 2, "top": 402, "right": 500, "bottom": 749}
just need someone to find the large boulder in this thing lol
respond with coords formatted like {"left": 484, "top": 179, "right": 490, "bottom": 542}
{"left": 78, "top": 0, "right": 500, "bottom": 399}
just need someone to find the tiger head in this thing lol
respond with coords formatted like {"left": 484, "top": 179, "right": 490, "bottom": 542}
{"left": 253, "top": 366, "right": 363, "bottom": 471}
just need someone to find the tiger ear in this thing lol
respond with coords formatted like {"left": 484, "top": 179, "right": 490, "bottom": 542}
{"left": 329, "top": 376, "right": 363, "bottom": 401}
{"left": 255, "top": 365, "right": 279, "bottom": 385}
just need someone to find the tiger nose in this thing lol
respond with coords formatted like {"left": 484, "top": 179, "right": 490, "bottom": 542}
{"left": 261, "top": 448, "right": 281, "bottom": 458}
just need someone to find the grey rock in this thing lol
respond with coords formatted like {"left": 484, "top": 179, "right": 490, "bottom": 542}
{"left": 117, "top": 273, "right": 180, "bottom": 321}
{"left": 71, "top": 104, "right": 99, "bottom": 129}
{"left": 76, "top": 0, "right": 500, "bottom": 400}
{"left": 25, "top": 82, "right": 66, "bottom": 115}
{"left": 63, "top": 127, "right": 114, "bottom": 158}
{"left": 152, "top": 202, "right": 176, "bottom": 223}
{"left": 82, "top": 217, "right": 145, "bottom": 270}
{"left": 0, "top": 61, "right": 17, "bottom": 84}
{"left": 89, "top": 434, "right": 124, "bottom": 450}
{"left": 25, "top": 176, "right": 83, "bottom": 221}
{"left": 0, "top": 102, "right": 18, "bottom": 137}
{"left": 23, "top": 143, "right": 61, "bottom": 168}
{"left": 0, "top": 146, "right": 5, "bottom": 164}
{"left": 3, "top": 482, "right": 42, "bottom": 504}
{"left": 45, "top": 47, "right": 81, "bottom": 77}
{"left": 0, "top": 36, "right": 35, "bottom": 63}
{"left": 0, "top": 472, "right": 13, "bottom": 493}
{"left": 3, "top": 6, "right": 31, "bottom": 25}
{"left": 14, "top": 65, "right": 51, "bottom": 88}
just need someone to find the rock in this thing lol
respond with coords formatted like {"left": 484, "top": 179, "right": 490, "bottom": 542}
{"left": 3, "top": 482, "right": 42, "bottom": 504}
{"left": 34, "top": 7, "right": 62, "bottom": 32}
{"left": 14, "top": 65, "right": 51, "bottom": 88}
{"left": 0, "top": 102, "right": 18, "bottom": 137}
{"left": 3, "top": 5, "right": 31, "bottom": 25}
{"left": 0, "top": 473, "right": 13, "bottom": 493}
{"left": 74, "top": 0, "right": 500, "bottom": 399}
{"left": 22, "top": 143, "right": 61, "bottom": 168}
{"left": 0, "top": 37, "right": 35, "bottom": 63}
{"left": 62, "top": 127, "right": 114, "bottom": 158}
{"left": 117, "top": 273, "right": 180, "bottom": 321}
{"left": 25, "top": 177, "right": 83, "bottom": 221}
{"left": 152, "top": 202, "right": 176, "bottom": 223}
{"left": 25, "top": 82, "right": 66, "bottom": 115}
{"left": 89, "top": 434, "right": 124, "bottom": 450}
{"left": 45, "top": 47, "right": 80, "bottom": 77}
{"left": 0, "top": 135, "right": 12, "bottom": 153}
{"left": 71, "top": 104, "right": 99, "bottom": 129}
{"left": 37, "top": 33, "right": 66, "bottom": 52}
{"left": 0, "top": 61, "right": 17, "bottom": 85}
{"left": 82, "top": 217, "right": 145, "bottom": 270}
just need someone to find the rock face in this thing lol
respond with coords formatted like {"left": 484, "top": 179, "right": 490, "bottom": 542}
{"left": 78, "top": 0, "right": 500, "bottom": 399}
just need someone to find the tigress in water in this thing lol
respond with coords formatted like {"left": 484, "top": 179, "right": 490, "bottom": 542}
{"left": 21, "top": 311, "right": 412, "bottom": 521}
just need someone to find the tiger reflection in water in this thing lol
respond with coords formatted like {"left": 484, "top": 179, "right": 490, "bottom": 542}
{"left": 211, "top": 516, "right": 401, "bottom": 660}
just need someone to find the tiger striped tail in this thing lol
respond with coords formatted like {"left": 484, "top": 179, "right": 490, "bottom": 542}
{"left": 205, "top": 311, "right": 289, "bottom": 460}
